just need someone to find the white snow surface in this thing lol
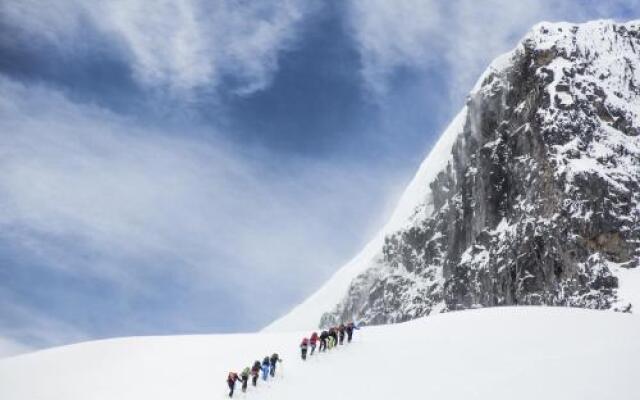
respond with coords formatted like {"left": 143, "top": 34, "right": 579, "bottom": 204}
{"left": 1, "top": 307, "right": 638, "bottom": 400}
{"left": 264, "top": 107, "right": 468, "bottom": 332}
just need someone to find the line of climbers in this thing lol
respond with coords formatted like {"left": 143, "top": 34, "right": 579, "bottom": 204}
{"left": 227, "top": 322, "right": 359, "bottom": 397}
{"left": 299, "top": 322, "right": 359, "bottom": 360}
{"left": 227, "top": 353, "right": 282, "bottom": 398}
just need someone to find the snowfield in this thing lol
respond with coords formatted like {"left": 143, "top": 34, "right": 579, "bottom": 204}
{"left": 1, "top": 307, "right": 638, "bottom": 400}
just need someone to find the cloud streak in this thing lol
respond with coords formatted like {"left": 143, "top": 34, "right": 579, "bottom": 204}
{"left": 0, "top": 75, "right": 401, "bottom": 347}
{"left": 1, "top": 0, "right": 316, "bottom": 95}
{"left": 0, "top": 299, "right": 87, "bottom": 352}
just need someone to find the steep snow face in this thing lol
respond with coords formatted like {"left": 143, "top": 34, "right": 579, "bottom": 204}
{"left": 271, "top": 20, "right": 640, "bottom": 330}
{"left": 265, "top": 108, "right": 468, "bottom": 331}
{"left": 1, "top": 308, "right": 639, "bottom": 400}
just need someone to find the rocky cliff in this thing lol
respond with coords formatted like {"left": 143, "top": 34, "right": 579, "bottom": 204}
{"left": 319, "top": 20, "right": 640, "bottom": 327}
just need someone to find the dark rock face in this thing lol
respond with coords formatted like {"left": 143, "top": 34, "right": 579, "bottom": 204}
{"left": 320, "top": 21, "right": 640, "bottom": 327}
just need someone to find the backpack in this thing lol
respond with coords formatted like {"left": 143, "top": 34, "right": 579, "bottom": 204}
{"left": 242, "top": 367, "right": 250, "bottom": 377}
{"left": 228, "top": 372, "right": 237, "bottom": 381}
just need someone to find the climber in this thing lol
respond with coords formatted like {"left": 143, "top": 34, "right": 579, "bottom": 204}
{"left": 309, "top": 331, "right": 318, "bottom": 355}
{"left": 329, "top": 327, "right": 338, "bottom": 348}
{"left": 338, "top": 324, "right": 345, "bottom": 345}
{"left": 227, "top": 371, "right": 241, "bottom": 398}
{"left": 319, "top": 330, "right": 329, "bottom": 352}
{"left": 346, "top": 322, "right": 355, "bottom": 343}
{"left": 269, "top": 353, "right": 282, "bottom": 377}
{"left": 327, "top": 333, "right": 335, "bottom": 350}
{"left": 251, "top": 360, "right": 261, "bottom": 386}
{"left": 240, "top": 367, "right": 250, "bottom": 393}
{"left": 261, "top": 356, "right": 270, "bottom": 381}
{"left": 300, "top": 337, "right": 309, "bottom": 360}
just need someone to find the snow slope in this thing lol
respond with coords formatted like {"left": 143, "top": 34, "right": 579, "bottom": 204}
{"left": 1, "top": 307, "right": 638, "bottom": 400}
{"left": 0, "top": 338, "right": 30, "bottom": 359}
{"left": 264, "top": 108, "right": 468, "bottom": 332}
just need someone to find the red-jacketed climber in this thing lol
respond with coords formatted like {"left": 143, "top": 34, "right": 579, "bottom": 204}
{"left": 250, "top": 360, "right": 261, "bottom": 386}
{"left": 300, "top": 337, "right": 309, "bottom": 361}
{"left": 309, "top": 332, "right": 318, "bottom": 355}
{"left": 227, "top": 372, "right": 241, "bottom": 398}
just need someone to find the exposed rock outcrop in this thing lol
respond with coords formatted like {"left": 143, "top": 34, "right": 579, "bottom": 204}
{"left": 321, "top": 20, "right": 640, "bottom": 327}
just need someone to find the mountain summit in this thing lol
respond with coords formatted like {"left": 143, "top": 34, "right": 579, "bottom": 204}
{"left": 268, "top": 19, "right": 640, "bottom": 331}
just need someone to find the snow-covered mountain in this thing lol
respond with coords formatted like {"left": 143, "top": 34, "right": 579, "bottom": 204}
{"left": 3, "top": 19, "right": 640, "bottom": 400}
{"left": 267, "top": 20, "right": 640, "bottom": 331}
{"left": 1, "top": 308, "right": 638, "bottom": 400}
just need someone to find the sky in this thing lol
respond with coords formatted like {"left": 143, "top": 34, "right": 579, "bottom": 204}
{"left": 0, "top": 0, "right": 638, "bottom": 356}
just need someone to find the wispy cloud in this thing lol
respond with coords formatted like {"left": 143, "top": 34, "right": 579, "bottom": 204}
{"left": 0, "top": 300, "right": 87, "bottom": 352}
{"left": 1, "top": 0, "right": 318, "bottom": 95}
{"left": 0, "top": 75, "right": 400, "bottom": 346}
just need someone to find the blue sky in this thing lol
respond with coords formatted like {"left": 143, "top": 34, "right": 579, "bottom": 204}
{"left": 0, "top": 0, "right": 637, "bottom": 354}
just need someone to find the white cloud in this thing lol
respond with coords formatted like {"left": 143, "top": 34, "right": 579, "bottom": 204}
{"left": 347, "top": 0, "right": 442, "bottom": 94}
{"left": 0, "top": 301, "right": 87, "bottom": 351}
{"left": 101, "top": 1, "right": 216, "bottom": 92}
{"left": 0, "top": 75, "right": 400, "bottom": 345}
{"left": 1, "top": 0, "right": 316, "bottom": 94}
{"left": 0, "top": 0, "right": 83, "bottom": 48}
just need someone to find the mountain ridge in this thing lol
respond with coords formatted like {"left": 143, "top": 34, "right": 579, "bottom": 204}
{"left": 268, "top": 19, "right": 640, "bottom": 331}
